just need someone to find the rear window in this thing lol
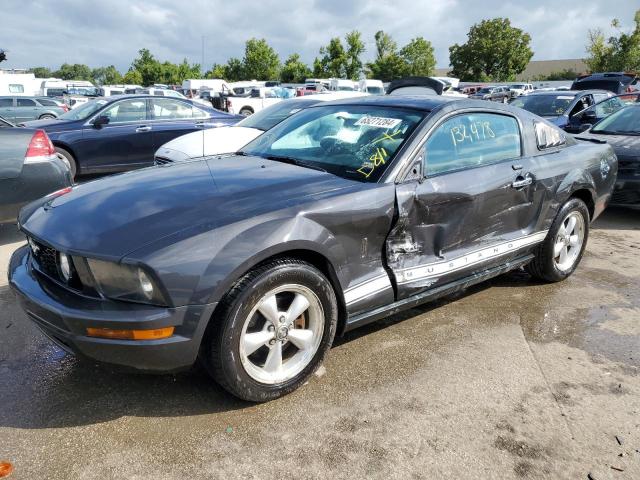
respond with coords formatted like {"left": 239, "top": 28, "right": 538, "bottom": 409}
{"left": 8, "top": 84, "right": 24, "bottom": 93}
{"left": 511, "top": 94, "right": 576, "bottom": 117}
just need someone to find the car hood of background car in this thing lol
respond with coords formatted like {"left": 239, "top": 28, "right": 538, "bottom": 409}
{"left": 579, "top": 132, "right": 640, "bottom": 159}
{"left": 19, "top": 156, "right": 362, "bottom": 259}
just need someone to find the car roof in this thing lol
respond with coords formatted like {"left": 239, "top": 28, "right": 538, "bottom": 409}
{"left": 526, "top": 89, "right": 609, "bottom": 96}
{"left": 316, "top": 94, "right": 457, "bottom": 111}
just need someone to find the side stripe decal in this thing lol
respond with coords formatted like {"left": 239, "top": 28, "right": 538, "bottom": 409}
{"left": 395, "top": 231, "right": 548, "bottom": 285}
{"left": 344, "top": 275, "right": 392, "bottom": 305}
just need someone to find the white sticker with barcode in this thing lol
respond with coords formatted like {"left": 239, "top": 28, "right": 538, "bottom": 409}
{"left": 355, "top": 116, "right": 402, "bottom": 128}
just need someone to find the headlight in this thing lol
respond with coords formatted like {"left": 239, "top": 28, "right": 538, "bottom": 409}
{"left": 58, "top": 253, "right": 72, "bottom": 282}
{"left": 87, "top": 259, "right": 167, "bottom": 306}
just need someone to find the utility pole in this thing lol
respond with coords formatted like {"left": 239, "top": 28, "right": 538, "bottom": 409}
{"left": 201, "top": 36, "right": 205, "bottom": 77}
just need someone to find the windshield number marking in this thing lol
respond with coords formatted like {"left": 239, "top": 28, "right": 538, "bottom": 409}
{"left": 357, "top": 147, "right": 388, "bottom": 178}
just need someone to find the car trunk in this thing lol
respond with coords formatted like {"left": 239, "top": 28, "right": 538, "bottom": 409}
{"left": 0, "top": 128, "right": 33, "bottom": 179}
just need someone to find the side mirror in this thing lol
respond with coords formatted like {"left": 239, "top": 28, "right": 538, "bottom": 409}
{"left": 582, "top": 110, "right": 597, "bottom": 121}
{"left": 92, "top": 115, "right": 110, "bottom": 128}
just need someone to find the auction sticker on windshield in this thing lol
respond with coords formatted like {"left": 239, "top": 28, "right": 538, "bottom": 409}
{"left": 355, "top": 116, "right": 402, "bottom": 129}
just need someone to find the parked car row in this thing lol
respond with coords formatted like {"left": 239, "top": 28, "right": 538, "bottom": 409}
{"left": 0, "top": 96, "right": 68, "bottom": 122}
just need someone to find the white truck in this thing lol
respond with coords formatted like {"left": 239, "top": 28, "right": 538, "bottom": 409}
{"left": 225, "top": 87, "right": 295, "bottom": 116}
{"left": 182, "top": 79, "right": 233, "bottom": 98}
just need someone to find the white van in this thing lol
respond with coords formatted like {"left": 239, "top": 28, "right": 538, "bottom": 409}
{"left": 329, "top": 78, "right": 356, "bottom": 91}
{"left": 358, "top": 79, "right": 384, "bottom": 95}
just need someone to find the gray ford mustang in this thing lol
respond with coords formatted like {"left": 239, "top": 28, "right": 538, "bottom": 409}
{"left": 9, "top": 96, "right": 617, "bottom": 401}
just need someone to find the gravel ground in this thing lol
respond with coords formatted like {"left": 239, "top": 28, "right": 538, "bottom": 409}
{"left": 0, "top": 207, "right": 638, "bottom": 480}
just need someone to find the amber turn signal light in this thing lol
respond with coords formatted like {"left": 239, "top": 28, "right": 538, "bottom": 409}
{"left": 86, "top": 326, "right": 174, "bottom": 340}
{"left": 0, "top": 461, "right": 13, "bottom": 478}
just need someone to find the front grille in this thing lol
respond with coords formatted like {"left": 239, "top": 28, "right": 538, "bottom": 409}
{"left": 31, "top": 240, "right": 60, "bottom": 280}
{"left": 617, "top": 156, "right": 640, "bottom": 177}
{"left": 611, "top": 189, "right": 640, "bottom": 205}
{"left": 28, "top": 238, "right": 85, "bottom": 291}
{"left": 154, "top": 156, "right": 174, "bottom": 165}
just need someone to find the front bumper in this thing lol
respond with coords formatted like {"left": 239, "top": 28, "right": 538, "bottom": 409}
{"left": 8, "top": 245, "right": 217, "bottom": 372}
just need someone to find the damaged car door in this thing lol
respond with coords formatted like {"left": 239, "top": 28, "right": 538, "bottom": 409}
{"left": 387, "top": 110, "right": 541, "bottom": 299}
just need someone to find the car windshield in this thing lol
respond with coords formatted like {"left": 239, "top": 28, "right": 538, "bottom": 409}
{"left": 367, "top": 86, "right": 384, "bottom": 95}
{"left": 510, "top": 94, "right": 576, "bottom": 116}
{"left": 240, "top": 105, "right": 425, "bottom": 182}
{"left": 591, "top": 105, "right": 640, "bottom": 134}
{"left": 511, "top": 84, "right": 525, "bottom": 89}
{"left": 237, "top": 99, "right": 320, "bottom": 131}
{"left": 57, "top": 99, "right": 109, "bottom": 121}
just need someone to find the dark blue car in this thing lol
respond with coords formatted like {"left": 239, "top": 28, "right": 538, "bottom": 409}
{"left": 21, "top": 95, "right": 241, "bottom": 178}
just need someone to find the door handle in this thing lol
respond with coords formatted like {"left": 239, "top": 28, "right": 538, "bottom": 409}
{"left": 136, "top": 126, "right": 151, "bottom": 133}
{"left": 512, "top": 176, "right": 533, "bottom": 188}
{"left": 511, "top": 164, "right": 523, "bottom": 171}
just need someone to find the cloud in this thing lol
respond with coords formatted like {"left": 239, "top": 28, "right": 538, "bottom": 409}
{"left": 1, "top": 0, "right": 638, "bottom": 72}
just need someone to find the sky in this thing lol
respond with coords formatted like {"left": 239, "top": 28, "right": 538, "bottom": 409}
{"left": 1, "top": 0, "right": 638, "bottom": 72}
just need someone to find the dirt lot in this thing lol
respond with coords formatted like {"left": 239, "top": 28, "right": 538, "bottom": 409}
{"left": 1, "top": 208, "right": 638, "bottom": 480}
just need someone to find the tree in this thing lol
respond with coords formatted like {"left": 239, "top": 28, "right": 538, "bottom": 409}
{"left": 366, "top": 31, "right": 407, "bottom": 82}
{"left": 206, "top": 63, "right": 227, "bottom": 79}
{"left": 585, "top": 9, "right": 640, "bottom": 72}
{"left": 91, "top": 65, "right": 122, "bottom": 85}
{"left": 532, "top": 68, "right": 579, "bottom": 81}
{"left": 122, "top": 69, "right": 143, "bottom": 85}
{"left": 344, "top": 30, "right": 365, "bottom": 80}
{"left": 53, "top": 63, "right": 93, "bottom": 81}
{"left": 280, "top": 53, "right": 310, "bottom": 83}
{"left": 243, "top": 38, "right": 280, "bottom": 80}
{"left": 225, "top": 57, "right": 245, "bottom": 81}
{"left": 313, "top": 37, "right": 347, "bottom": 78}
{"left": 399, "top": 37, "right": 436, "bottom": 77}
{"left": 29, "top": 66, "right": 52, "bottom": 78}
{"left": 130, "top": 48, "right": 163, "bottom": 85}
{"left": 449, "top": 18, "right": 534, "bottom": 81}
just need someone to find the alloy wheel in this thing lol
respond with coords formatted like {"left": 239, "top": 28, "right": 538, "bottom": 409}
{"left": 553, "top": 211, "right": 585, "bottom": 271}
{"left": 239, "top": 284, "right": 324, "bottom": 384}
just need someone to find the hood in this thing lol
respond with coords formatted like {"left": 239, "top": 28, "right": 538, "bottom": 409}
{"left": 581, "top": 132, "right": 640, "bottom": 159}
{"left": 20, "top": 156, "right": 358, "bottom": 259}
{"left": 156, "top": 126, "right": 262, "bottom": 161}
{"left": 541, "top": 115, "right": 565, "bottom": 127}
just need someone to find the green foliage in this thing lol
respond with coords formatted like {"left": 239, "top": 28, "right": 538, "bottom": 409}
{"left": 29, "top": 66, "right": 52, "bottom": 78}
{"left": 122, "top": 69, "right": 143, "bottom": 85}
{"left": 91, "top": 65, "right": 123, "bottom": 85}
{"left": 243, "top": 38, "right": 280, "bottom": 80}
{"left": 366, "top": 31, "right": 436, "bottom": 82}
{"left": 280, "top": 53, "right": 311, "bottom": 83}
{"left": 53, "top": 63, "right": 93, "bottom": 81}
{"left": 531, "top": 68, "right": 579, "bottom": 81}
{"left": 206, "top": 63, "right": 227, "bottom": 79}
{"left": 449, "top": 18, "right": 533, "bottom": 82}
{"left": 313, "top": 37, "right": 347, "bottom": 77}
{"left": 399, "top": 37, "right": 436, "bottom": 77}
{"left": 585, "top": 10, "right": 640, "bottom": 72}
{"left": 344, "top": 30, "right": 365, "bottom": 80}
{"left": 224, "top": 57, "right": 245, "bottom": 82}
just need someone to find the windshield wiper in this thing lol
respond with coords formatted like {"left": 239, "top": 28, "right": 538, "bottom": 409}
{"left": 264, "top": 155, "right": 327, "bottom": 172}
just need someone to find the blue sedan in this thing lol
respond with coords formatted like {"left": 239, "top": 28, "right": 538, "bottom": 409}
{"left": 21, "top": 95, "right": 242, "bottom": 178}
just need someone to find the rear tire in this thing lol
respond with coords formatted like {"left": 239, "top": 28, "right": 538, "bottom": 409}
{"left": 526, "top": 198, "right": 589, "bottom": 282}
{"left": 39, "top": 114, "right": 56, "bottom": 119}
{"left": 239, "top": 108, "right": 253, "bottom": 116}
{"left": 201, "top": 259, "right": 338, "bottom": 402}
{"left": 54, "top": 147, "right": 77, "bottom": 180}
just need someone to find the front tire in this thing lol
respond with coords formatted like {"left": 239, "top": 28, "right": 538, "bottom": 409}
{"left": 39, "top": 114, "right": 56, "bottom": 119}
{"left": 526, "top": 198, "right": 589, "bottom": 282}
{"left": 201, "top": 259, "right": 338, "bottom": 402}
{"left": 239, "top": 108, "right": 253, "bottom": 116}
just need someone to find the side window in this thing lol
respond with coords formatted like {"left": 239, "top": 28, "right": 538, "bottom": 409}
{"left": 36, "top": 99, "right": 57, "bottom": 106}
{"left": 101, "top": 99, "right": 148, "bottom": 123}
{"left": 8, "top": 84, "right": 24, "bottom": 93}
{"left": 17, "top": 98, "right": 36, "bottom": 107}
{"left": 151, "top": 98, "right": 205, "bottom": 119}
{"left": 424, "top": 113, "right": 521, "bottom": 176}
{"left": 534, "top": 121, "right": 566, "bottom": 149}
{"left": 0, "top": 98, "right": 13, "bottom": 107}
